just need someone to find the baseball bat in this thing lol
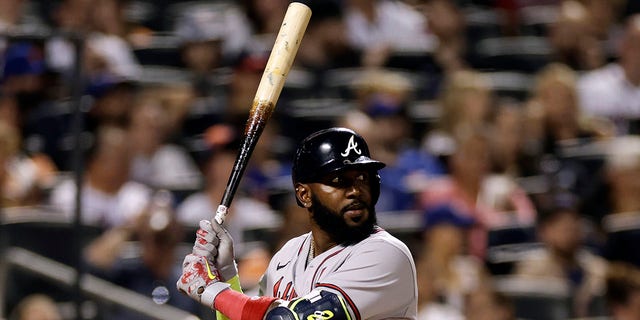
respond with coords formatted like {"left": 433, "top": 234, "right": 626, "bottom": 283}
{"left": 214, "top": 2, "right": 311, "bottom": 224}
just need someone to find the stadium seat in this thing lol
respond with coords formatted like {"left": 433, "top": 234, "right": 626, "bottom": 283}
{"left": 603, "top": 213, "right": 640, "bottom": 268}
{"left": 493, "top": 275, "right": 571, "bottom": 320}
{"left": 471, "top": 36, "right": 552, "bottom": 73}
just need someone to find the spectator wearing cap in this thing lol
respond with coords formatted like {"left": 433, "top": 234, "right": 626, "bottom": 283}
{"left": 514, "top": 198, "right": 608, "bottom": 318}
{"left": 416, "top": 204, "right": 491, "bottom": 319}
{"left": 339, "top": 69, "right": 445, "bottom": 212}
{"left": 1, "top": 41, "right": 47, "bottom": 122}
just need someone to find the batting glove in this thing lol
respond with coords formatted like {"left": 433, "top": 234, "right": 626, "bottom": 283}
{"left": 193, "top": 219, "right": 238, "bottom": 281}
{"left": 176, "top": 254, "right": 230, "bottom": 307}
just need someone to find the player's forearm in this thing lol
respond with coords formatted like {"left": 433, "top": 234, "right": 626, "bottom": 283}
{"left": 213, "top": 289, "right": 279, "bottom": 320}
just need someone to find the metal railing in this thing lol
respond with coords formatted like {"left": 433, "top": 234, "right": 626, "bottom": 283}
{"left": 2, "top": 247, "right": 200, "bottom": 320}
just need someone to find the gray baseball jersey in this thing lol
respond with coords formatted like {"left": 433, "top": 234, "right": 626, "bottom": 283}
{"left": 260, "top": 227, "right": 418, "bottom": 320}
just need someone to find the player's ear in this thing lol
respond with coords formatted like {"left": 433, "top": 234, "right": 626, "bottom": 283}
{"left": 295, "top": 183, "right": 312, "bottom": 208}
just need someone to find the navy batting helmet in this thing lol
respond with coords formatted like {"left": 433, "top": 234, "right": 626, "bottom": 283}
{"left": 292, "top": 127, "right": 385, "bottom": 206}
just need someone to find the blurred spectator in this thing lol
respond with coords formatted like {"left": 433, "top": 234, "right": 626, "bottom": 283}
{"left": 45, "top": 0, "right": 91, "bottom": 76}
{"left": 176, "top": 124, "right": 281, "bottom": 249}
{"left": 526, "top": 63, "right": 611, "bottom": 158}
{"left": 487, "top": 0, "right": 560, "bottom": 36}
{"left": 577, "top": 14, "right": 640, "bottom": 135}
{"left": 524, "top": 63, "right": 612, "bottom": 222}
{"left": 236, "top": 242, "right": 273, "bottom": 296}
{"left": 579, "top": 0, "right": 627, "bottom": 48}
{"left": 49, "top": 124, "right": 152, "bottom": 227}
{"left": 295, "top": 0, "right": 361, "bottom": 72}
{"left": 423, "top": 69, "right": 493, "bottom": 153}
{"left": 84, "top": 189, "right": 199, "bottom": 319}
{"left": 1, "top": 41, "right": 48, "bottom": 127}
{"left": 9, "top": 293, "right": 62, "bottom": 320}
{"left": 226, "top": 51, "right": 269, "bottom": 124}
{"left": 514, "top": 198, "right": 608, "bottom": 318}
{"left": 239, "top": 0, "right": 289, "bottom": 53}
{"left": 21, "top": 72, "right": 137, "bottom": 172}
{"left": 176, "top": 124, "right": 280, "bottom": 293}
{"left": 420, "top": 129, "right": 536, "bottom": 259}
{"left": 603, "top": 136, "right": 640, "bottom": 215}
{"left": 487, "top": 100, "right": 529, "bottom": 177}
{"left": 548, "top": 1, "right": 606, "bottom": 71}
{"left": 46, "top": 0, "right": 140, "bottom": 81}
{"left": 605, "top": 262, "right": 640, "bottom": 320}
{"left": 0, "top": 0, "right": 26, "bottom": 32}
{"left": 344, "top": 0, "right": 436, "bottom": 63}
{"left": 0, "top": 119, "right": 55, "bottom": 207}
{"left": 345, "top": 69, "right": 445, "bottom": 212}
{"left": 601, "top": 136, "right": 640, "bottom": 268}
{"left": 174, "top": 2, "right": 251, "bottom": 69}
{"left": 85, "top": 74, "right": 137, "bottom": 129}
{"left": 417, "top": 205, "right": 491, "bottom": 319}
{"left": 243, "top": 122, "right": 292, "bottom": 206}
{"left": 84, "top": 0, "right": 141, "bottom": 80}
{"left": 420, "top": 0, "right": 468, "bottom": 73}
{"left": 464, "top": 288, "right": 516, "bottom": 320}
{"left": 127, "top": 92, "right": 201, "bottom": 190}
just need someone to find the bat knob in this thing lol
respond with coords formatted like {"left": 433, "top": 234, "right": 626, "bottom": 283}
{"left": 215, "top": 205, "right": 228, "bottom": 225}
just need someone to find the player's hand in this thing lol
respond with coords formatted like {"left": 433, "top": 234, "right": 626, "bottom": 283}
{"left": 193, "top": 219, "right": 238, "bottom": 281}
{"left": 176, "top": 254, "right": 230, "bottom": 307}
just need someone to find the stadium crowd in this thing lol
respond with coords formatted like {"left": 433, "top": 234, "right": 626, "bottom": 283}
{"left": 2, "top": 0, "right": 640, "bottom": 319}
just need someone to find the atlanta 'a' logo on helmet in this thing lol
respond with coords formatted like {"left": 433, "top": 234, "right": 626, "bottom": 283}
{"left": 341, "top": 135, "right": 362, "bottom": 157}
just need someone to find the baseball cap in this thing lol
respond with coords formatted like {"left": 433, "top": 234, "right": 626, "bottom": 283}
{"left": 1, "top": 42, "right": 45, "bottom": 81}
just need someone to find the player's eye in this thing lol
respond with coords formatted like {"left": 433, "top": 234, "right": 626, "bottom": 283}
{"left": 331, "top": 176, "right": 341, "bottom": 184}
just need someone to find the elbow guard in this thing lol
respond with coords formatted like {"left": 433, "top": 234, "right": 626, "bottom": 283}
{"left": 265, "top": 290, "right": 351, "bottom": 320}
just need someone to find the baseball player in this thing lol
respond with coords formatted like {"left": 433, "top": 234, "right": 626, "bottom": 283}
{"left": 177, "top": 127, "right": 418, "bottom": 320}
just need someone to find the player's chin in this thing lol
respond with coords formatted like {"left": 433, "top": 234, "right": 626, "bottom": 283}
{"left": 343, "top": 208, "right": 368, "bottom": 226}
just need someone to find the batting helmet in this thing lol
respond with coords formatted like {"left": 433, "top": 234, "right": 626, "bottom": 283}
{"left": 292, "top": 127, "right": 385, "bottom": 206}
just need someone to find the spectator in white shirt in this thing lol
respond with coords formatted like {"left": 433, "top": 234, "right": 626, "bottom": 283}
{"left": 49, "top": 125, "right": 152, "bottom": 227}
{"left": 578, "top": 14, "right": 640, "bottom": 134}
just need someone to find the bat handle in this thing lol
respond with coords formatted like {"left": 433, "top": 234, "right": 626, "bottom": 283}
{"left": 215, "top": 205, "right": 228, "bottom": 225}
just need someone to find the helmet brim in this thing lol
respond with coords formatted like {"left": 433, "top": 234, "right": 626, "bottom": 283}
{"left": 298, "top": 156, "right": 385, "bottom": 183}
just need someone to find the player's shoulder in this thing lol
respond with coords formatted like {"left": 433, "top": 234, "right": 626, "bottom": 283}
{"left": 356, "top": 227, "right": 414, "bottom": 259}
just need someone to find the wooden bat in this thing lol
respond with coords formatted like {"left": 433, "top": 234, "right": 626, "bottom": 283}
{"left": 215, "top": 2, "right": 311, "bottom": 224}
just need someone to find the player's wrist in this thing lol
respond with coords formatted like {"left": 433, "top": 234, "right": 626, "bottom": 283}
{"left": 201, "top": 281, "right": 231, "bottom": 308}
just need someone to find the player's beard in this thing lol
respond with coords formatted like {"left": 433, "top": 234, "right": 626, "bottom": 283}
{"left": 310, "top": 194, "right": 377, "bottom": 245}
